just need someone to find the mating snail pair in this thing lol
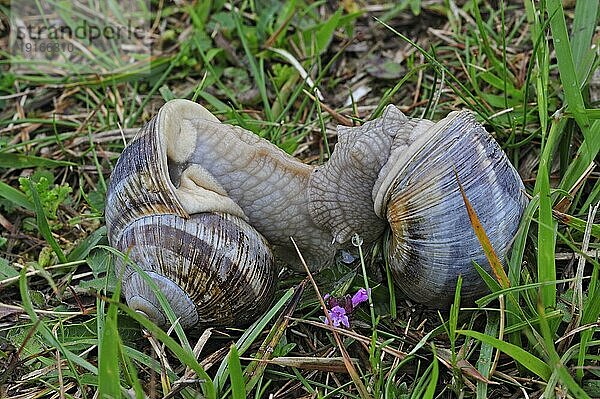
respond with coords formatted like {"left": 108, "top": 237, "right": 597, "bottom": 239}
{"left": 105, "top": 99, "right": 527, "bottom": 330}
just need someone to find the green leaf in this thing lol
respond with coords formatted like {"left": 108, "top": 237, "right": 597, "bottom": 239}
{"left": 312, "top": 8, "right": 343, "bottom": 56}
{"left": 0, "top": 181, "right": 34, "bottom": 211}
{"left": 19, "top": 175, "right": 72, "bottom": 221}
{"left": 228, "top": 344, "right": 245, "bottom": 399}
{"left": 159, "top": 85, "right": 175, "bottom": 102}
{"left": 0, "top": 258, "right": 18, "bottom": 279}
{"left": 479, "top": 70, "right": 522, "bottom": 100}
{"left": 0, "top": 153, "right": 75, "bottom": 169}
{"left": 98, "top": 280, "right": 122, "bottom": 399}
{"left": 68, "top": 226, "right": 107, "bottom": 262}
{"left": 457, "top": 330, "right": 551, "bottom": 380}
{"left": 546, "top": 0, "right": 591, "bottom": 138}
{"left": 571, "top": 0, "right": 599, "bottom": 85}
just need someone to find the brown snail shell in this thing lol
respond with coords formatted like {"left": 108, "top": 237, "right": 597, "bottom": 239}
{"left": 105, "top": 100, "right": 527, "bottom": 329}
{"left": 105, "top": 106, "right": 275, "bottom": 329}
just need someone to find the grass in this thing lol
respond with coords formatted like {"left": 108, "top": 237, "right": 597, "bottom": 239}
{"left": 0, "top": 0, "right": 599, "bottom": 397}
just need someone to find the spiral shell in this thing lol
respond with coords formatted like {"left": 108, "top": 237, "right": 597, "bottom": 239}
{"left": 373, "top": 110, "right": 527, "bottom": 305}
{"left": 105, "top": 110, "right": 275, "bottom": 329}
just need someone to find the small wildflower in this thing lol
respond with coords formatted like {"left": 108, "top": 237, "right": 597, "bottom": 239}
{"left": 326, "top": 305, "right": 350, "bottom": 328}
{"left": 322, "top": 287, "right": 371, "bottom": 328}
{"left": 351, "top": 288, "right": 370, "bottom": 307}
{"left": 324, "top": 293, "right": 352, "bottom": 313}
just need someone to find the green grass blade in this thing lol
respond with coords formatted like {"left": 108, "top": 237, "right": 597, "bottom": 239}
{"left": 571, "top": 0, "right": 599, "bottom": 83}
{"left": 457, "top": 329, "right": 551, "bottom": 380}
{"left": 423, "top": 345, "right": 439, "bottom": 399}
{"left": 536, "top": 156, "right": 556, "bottom": 310}
{"left": 244, "top": 282, "right": 305, "bottom": 394}
{"left": 101, "top": 246, "right": 193, "bottom": 354}
{"left": 228, "top": 344, "right": 245, "bottom": 399}
{"left": 538, "top": 303, "right": 591, "bottom": 398}
{"left": 472, "top": 261, "right": 502, "bottom": 293}
{"left": 524, "top": 0, "right": 550, "bottom": 134}
{"left": 115, "top": 301, "right": 216, "bottom": 399}
{"left": 560, "top": 120, "right": 600, "bottom": 193}
{"left": 449, "top": 276, "right": 462, "bottom": 361}
{"left": 0, "top": 154, "right": 76, "bottom": 169}
{"left": 534, "top": 118, "right": 563, "bottom": 310}
{"left": 506, "top": 196, "right": 539, "bottom": 347}
{"left": 67, "top": 226, "right": 107, "bottom": 262}
{"left": 98, "top": 280, "right": 123, "bottom": 398}
{"left": 553, "top": 211, "right": 600, "bottom": 239}
{"left": 546, "top": 0, "right": 591, "bottom": 138}
{"left": 233, "top": 13, "right": 272, "bottom": 122}
{"left": 0, "top": 181, "right": 34, "bottom": 210}
{"left": 19, "top": 268, "right": 97, "bottom": 377}
{"left": 578, "top": 256, "right": 600, "bottom": 380}
{"left": 476, "top": 313, "right": 499, "bottom": 399}
{"left": 213, "top": 287, "right": 295, "bottom": 393}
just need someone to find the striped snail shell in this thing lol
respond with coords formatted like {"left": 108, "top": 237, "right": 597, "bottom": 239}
{"left": 105, "top": 103, "right": 276, "bottom": 328}
{"left": 372, "top": 109, "right": 527, "bottom": 305}
{"left": 105, "top": 100, "right": 526, "bottom": 329}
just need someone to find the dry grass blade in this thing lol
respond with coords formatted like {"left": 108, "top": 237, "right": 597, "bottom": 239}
{"left": 0, "top": 320, "right": 40, "bottom": 387}
{"left": 290, "top": 237, "right": 371, "bottom": 399}
{"left": 290, "top": 317, "right": 407, "bottom": 360}
{"left": 242, "top": 356, "right": 357, "bottom": 373}
{"left": 554, "top": 162, "right": 595, "bottom": 213}
{"left": 243, "top": 280, "right": 306, "bottom": 394}
{"left": 163, "top": 328, "right": 214, "bottom": 399}
{"left": 302, "top": 90, "right": 353, "bottom": 126}
{"left": 436, "top": 347, "right": 495, "bottom": 385}
{"left": 453, "top": 170, "right": 510, "bottom": 289}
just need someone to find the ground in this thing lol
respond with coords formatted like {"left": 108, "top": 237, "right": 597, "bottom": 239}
{"left": 0, "top": 1, "right": 599, "bottom": 398}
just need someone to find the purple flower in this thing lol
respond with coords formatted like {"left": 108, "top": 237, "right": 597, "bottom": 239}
{"left": 351, "top": 288, "right": 370, "bottom": 307}
{"left": 326, "top": 305, "right": 350, "bottom": 328}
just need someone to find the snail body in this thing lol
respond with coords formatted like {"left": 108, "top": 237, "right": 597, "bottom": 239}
{"left": 106, "top": 100, "right": 527, "bottom": 329}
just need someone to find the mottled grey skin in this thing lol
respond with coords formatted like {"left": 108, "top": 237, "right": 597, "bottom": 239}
{"left": 168, "top": 102, "right": 416, "bottom": 270}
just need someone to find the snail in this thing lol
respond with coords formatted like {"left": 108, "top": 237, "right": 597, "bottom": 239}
{"left": 105, "top": 99, "right": 527, "bottom": 330}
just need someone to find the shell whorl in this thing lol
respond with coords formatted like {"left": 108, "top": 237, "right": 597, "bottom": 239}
{"left": 373, "top": 110, "right": 527, "bottom": 305}
{"left": 106, "top": 103, "right": 275, "bottom": 329}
